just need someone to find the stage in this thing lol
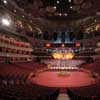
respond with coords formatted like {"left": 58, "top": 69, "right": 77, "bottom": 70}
{"left": 30, "top": 70, "right": 97, "bottom": 88}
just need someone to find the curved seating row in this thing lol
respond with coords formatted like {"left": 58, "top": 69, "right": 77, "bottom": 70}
{"left": 0, "top": 34, "right": 33, "bottom": 63}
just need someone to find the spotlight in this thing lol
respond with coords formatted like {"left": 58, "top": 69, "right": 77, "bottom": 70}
{"left": 2, "top": 18, "right": 10, "bottom": 26}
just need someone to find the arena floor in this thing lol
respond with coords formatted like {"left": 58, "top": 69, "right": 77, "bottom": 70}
{"left": 31, "top": 70, "right": 96, "bottom": 88}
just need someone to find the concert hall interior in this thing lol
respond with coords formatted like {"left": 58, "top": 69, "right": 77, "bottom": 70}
{"left": 0, "top": 0, "right": 100, "bottom": 100}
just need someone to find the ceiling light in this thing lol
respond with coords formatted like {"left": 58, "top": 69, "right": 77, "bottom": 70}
{"left": 2, "top": 18, "right": 10, "bottom": 26}
{"left": 22, "top": 15, "right": 25, "bottom": 18}
{"left": 14, "top": 10, "right": 16, "bottom": 13}
{"left": 59, "top": 13, "right": 62, "bottom": 16}
{"left": 46, "top": 43, "right": 51, "bottom": 47}
{"left": 70, "top": 6, "right": 73, "bottom": 9}
{"left": 57, "top": 0, "right": 60, "bottom": 4}
{"left": 75, "top": 42, "right": 81, "bottom": 47}
{"left": 3, "top": 0, "right": 7, "bottom": 4}
{"left": 53, "top": 6, "right": 57, "bottom": 9}
{"left": 62, "top": 44, "right": 65, "bottom": 47}
{"left": 69, "top": 0, "right": 71, "bottom": 3}
{"left": 64, "top": 13, "right": 68, "bottom": 16}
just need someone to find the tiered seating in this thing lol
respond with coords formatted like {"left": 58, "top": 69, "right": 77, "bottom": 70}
{"left": 83, "top": 62, "right": 100, "bottom": 75}
{"left": 0, "top": 83, "right": 58, "bottom": 100}
{"left": 69, "top": 83, "right": 100, "bottom": 100}
{"left": 0, "top": 60, "right": 47, "bottom": 87}
{"left": 0, "top": 34, "right": 33, "bottom": 63}
{"left": 15, "top": 61, "right": 46, "bottom": 71}
{"left": 0, "top": 64, "right": 31, "bottom": 87}
{"left": 43, "top": 59, "right": 84, "bottom": 70}
{"left": 0, "top": 62, "right": 58, "bottom": 100}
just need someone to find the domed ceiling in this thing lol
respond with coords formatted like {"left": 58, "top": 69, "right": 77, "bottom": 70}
{"left": 14, "top": 0, "right": 100, "bottom": 20}
{"left": 3, "top": 0, "right": 100, "bottom": 32}
{"left": 9, "top": 0, "right": 100, "bottom": 30}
